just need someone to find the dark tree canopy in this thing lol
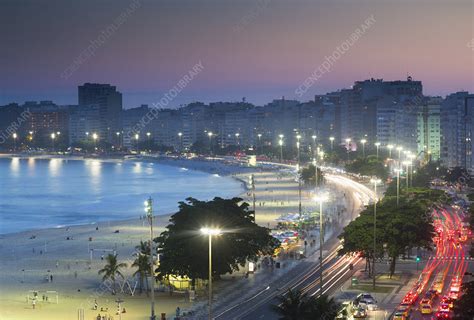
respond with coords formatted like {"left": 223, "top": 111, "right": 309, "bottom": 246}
{"left": 453, "top": 281, "right": 474, "bottom": 319}
{"left": 300, "top": 164, "right": 324, "bottom": 186}
{"left": 156, "top": 197, "right": 280, "bottom": 281}
{"left": 345, "top": 155, "right": 389, "bottom": 180}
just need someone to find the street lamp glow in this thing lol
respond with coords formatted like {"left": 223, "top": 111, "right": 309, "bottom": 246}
{"left": 374, "top": 142, "right": 380, "bottom": 147}
{"left": 279, "top": 134, "right": 284, "bottom": 139}
{"left": 208, "top": 132, "right": 213, "bottom": 137}
{"left": 329, "top": 136, "right": 334, "bottom": 142}
{"left": 312, "top": 135, "right": 317, "bottom": 141}
{"left": 51, "top": 133, "right": 56, "bottom": 139}
{"left": 345, "top": 138, "right": 351, "bottom": 143}
{"left": 92, "top": 133, "right": 98, "bottom": 140}
{"left": 235, "top": 133, "right": 240, "bottom": 137}
{"left": 278, "top": 139, "right": 283, "bottom": 146}
{"left": 13, "top": 133, "right": 17, "bottom": 139}
{"left": 116, "top": 132, "right": 120, "bottom": 136}
{"left": 147, "top": 132, "right": 151, "bottom": 137}
{"left": 178, "top": 132, "right": 183, "bottom": 137}
{"left": 313, "top": 193, "right": 329, "bottom": 203}
{"left": 296, "top": 134, "right": 301, "bottom": 140}
{"left": 200, "top": 227, "right": 222, "bottom": 236}
{"left": 361, "top": 139, "right": 367, "bottom": 144}
{"left": 135, "top": 133, "right": 139, "bottom": 140}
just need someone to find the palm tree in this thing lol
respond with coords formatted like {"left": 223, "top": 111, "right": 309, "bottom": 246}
{"left": 306, "top": 294, "right": 340, "bottom": 319}
{"left": 98, "top": 254, "right": 127, "bottom": 295}
{"left": 136, "top": 240, "right": 150, "bottom": 255}
{"left": 272, "top": 289, "right": 309, "bottom": 320}
{"left": 132, "top": 253, "right": 150, "bottom": 295}
{"left": 273, "top": 289, "right": 340, "bottom": 320}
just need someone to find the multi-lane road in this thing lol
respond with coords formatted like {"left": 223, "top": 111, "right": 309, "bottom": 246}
{"left": 213, "top": 173, "right": 375, "bottom": 319}
{"left": 394, "top": 205, "right": 471, "bottom": 319}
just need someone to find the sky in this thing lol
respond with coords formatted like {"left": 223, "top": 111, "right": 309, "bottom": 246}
{"left": 1, "top": 0, "right": 473, "bottom": 108}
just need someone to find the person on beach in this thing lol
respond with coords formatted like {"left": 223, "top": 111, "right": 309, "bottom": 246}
{"left": 32, "top": 298, "right": 36, "bottom": 309}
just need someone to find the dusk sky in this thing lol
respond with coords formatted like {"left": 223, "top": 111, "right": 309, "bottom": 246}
{"left": 1, "top": 0, "right": 473, "bottom": 108}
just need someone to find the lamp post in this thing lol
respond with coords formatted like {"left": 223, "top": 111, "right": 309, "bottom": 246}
{"left": 208, "top": 132, "right": 213, "bottom": 155}
{"left": 394, "top": 168, "right": 401, "bottom": 206}
{"left": 51, "top": 133, "right": 56, "bottom": 152}
{"left": 296, "top": 134, "right": 302, "bottom": 218}
{"left": 12, "top": 133, "right": 17, "bottom": 152}
{"left": 387, "top": 144, "right": 394, "bottom": 158}
{"left": 370, "top": 178, "right": 381, "bottom": 290}
{"left": 201, "top": 227, "right": 221, "bottom": 320}
{"left": 178, "top": 132, "right": 183, "bottom": 153}
{"left": 29, "top": 131, "right": 34, "bottom": 147}
{"left": 249, "top": 174, "right": 256, "bottom": 213}
{"left": 374, "top": 142, "right": 381, "bottom": 159}
{"left": 360, "top": 139, "right": 367, "bottom": 158}
{"left": 116, "top": 132, "right": 121, "bottom": 149}
{"left": 257, "top": 133, "right": 262, "bottom": 155}
{"left": 314, "top": 193, "right": 328, "bottom": 295}
{"left": 278, "top": 134, "right": 284, "bottom": 163}
{"left": 312, "top": 135, "right": 317, "bottom": 150}
{"left": 144, "top": 198, "right": 156, "bottom": 320}
{"left": 235, "top": 133, "right": 240, "bottom": 146}
{"left": 92, "top": 133, "right": 98, "bottom": 151}
{"left": 396, "top": 146, "right": 403, "bottom": 161}
{"left": 329, "top": 136, "right": 335, "bottom": 151}
{"left": 135, "top": 134, "right": 140, "bottom": 153}
{"left": 345, "top": 138, "right": 351, "bottom": 161}
{"left": 147, "top": 132, "right": 151, "bottom": 152}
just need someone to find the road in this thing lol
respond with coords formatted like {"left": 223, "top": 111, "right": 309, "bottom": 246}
{"left": 213, "top": 173, "right": 374, "bottom": 320}
{"left": 394, "top": 205, "right": 471, "bottom": 319}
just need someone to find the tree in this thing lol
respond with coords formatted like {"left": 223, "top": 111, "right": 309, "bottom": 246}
{"left": 453, "top": 281, "right": 474, "bottom": 319}
{"left": 98, "top": 254, "right": 127, "bottom": 294}
{"left": 156, "top": 197, "right": 280, "bottom": 286}
{"left": 345, "top": 155, "right": 389, "bottom": 180}
{"left": 300, "top": 164, "right": 324, "bottom": 186}
{"left": 272, "top": 289, "right": 339, "bottom": 320}
{"left": 132, "top": 253, "right": 150, "bottom": 295}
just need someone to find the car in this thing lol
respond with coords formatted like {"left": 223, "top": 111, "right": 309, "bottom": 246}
{"left": 352, "top": 306, "right": 367, "bottom": 318}
{"left": 436, "top": 311, "right": 451, "bottom": 319}
{"left": 395, "top": 305, "right": 411, "bottom": 317}
{"left": 439, "top": 302, "right": 450, "bottom": 312}
{"left": 441, "top": 296, "right": 454, "bottom": 309}
{"left": 420, "top": 304, "right": 433, "bottom": 314}
{"left": 358, "top": 298, "right": 378, "bottom": 311}
{"left": 392, "top": 311, "right": 407, "bottom": 320}
{"left": 448, "top": 290, "right": 459, "bottom": 300}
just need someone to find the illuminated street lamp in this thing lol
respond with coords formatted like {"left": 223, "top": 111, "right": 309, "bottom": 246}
{"left": 208, "top": 132, "right": 213, "bottom": 155}
{"left": 51, "top": 132, "right": 56, "bottom": 152}
{"left": 296, "top": 134, "right": 302, "bottom": 218}
{"left": 200, "top": 227, "right": 222, "bottom": 320}
{"left": 92, "top": 133, "right": 98, "bottom": 150}
{"left": 394, "top": 168, "right": 402, "bottom": 206}
{"left": 257, "top": 133, "right": 262, "bottom": 155}
{"left": 329, "top": 136, "right": 335, "bottom": 150}
{"left": 144, "top": 198, "right": 156, "bottom": 320}
{"left": 278, "top": 134, "right": 284, "bottom": 163}
{"left": 146, "top": 132, "right": 152, "bottom": 152}
{"left": 135, "top": 133, "right": 140, "bottom": 153}
{"left": 370, "top": 178, "right": 382, "bottom": 290}
{"left": 396, "top": 146, "right": 403, "bottom": 161}
{"left": 387, "top": 144, "right": 394, "bottom": 158}
{"left": 374, "top": 142, "right": 381, "bottom": 159}
{"left": 235, "top": 132, "right": 240, "bottom": 146}
{"left": 12, "top": 133, "right": 18, "bottom": 152}
{"left": 178, "top": 132, "right": 183, "bottom": 153}
{"left": 314, "top": 193, "right": 329, "bottom": 295}
{"left": 360, "top": 139, "right": 367, "bottom": 157}
{"left": 116, "top": 132, "right": 121, "bottom": 148}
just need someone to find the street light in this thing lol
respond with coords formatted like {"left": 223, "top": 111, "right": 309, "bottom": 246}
{"left": 144, "top": 198, "right": 156, "bottom": 320}
{"left": 116, "top": 132, "right": 121, "bottom": 149}
{"left": 394, "top": 168, "right": 402, "bottom": 206}
{"left": 51, "top": 133, "right": 56, "bottom": 152}
{"left": 12, "top": 133, "right": 17, "bottom": 152}
{"left": 370, "top": 178, "right": 381, "bottom": 290}
{"left": 92, "top": 133, "right": 98, "bottom": 150}
{"left": 296, "top": 134, "right": 302, "bottom": 218}
{"left": 312, "top": 135, "right": 317, "bottom": 151}
{"left": 313, "top": 193, "right": 329, "bottom": 295}
{"left": 178, "top": 132, "right": 183, "bottom": 153}
{"left": 257, "top": 133, "right": 262, "bottom": 155}
{"left": 387, "top": 144, "right": 394, "bottom": 158}
{"left": 235, "top": 133, "right": 240, "bottom": 146}
{"left": 147, "top": 132, "right": 151, "bottom": 152}
{"left": 135, "top": 134, "right": 140, "bottom": 153}
{"left": 374, "top": 142, "right": 381, "bottom": 159}
{"left": 201, "top": 227, "right": 222, "bottom": 320}
{"left": 278, "top": 135, "right": 284, "bottom": 163}
{"left": 329, "top": 136, "right": 335, "bottom": 151}
{"left": 360, "top": 139, "right": 367, "bottom": 158}
{"left": 208, "top": 132, "right": 213, "bottom": 155}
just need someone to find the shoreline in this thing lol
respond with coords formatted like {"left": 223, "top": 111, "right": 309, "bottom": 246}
{"left": 0, "top": 154, "right": 264, "bottom": 237}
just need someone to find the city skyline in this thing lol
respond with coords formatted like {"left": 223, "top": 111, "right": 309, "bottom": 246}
{"left": 1, "top": 0, "right": 473, "bottom": 107}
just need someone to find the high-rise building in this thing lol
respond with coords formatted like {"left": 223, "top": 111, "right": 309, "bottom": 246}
{"left": 78, "top": 83, "right": 122, "bottom": 143}
{"left": 441, "top": 92, "right": 472, "bottom": 169}
{"left": 417, "top": 97, "right": 442, "bottom": 161}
